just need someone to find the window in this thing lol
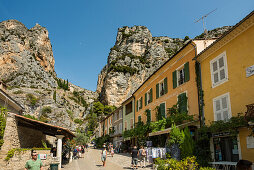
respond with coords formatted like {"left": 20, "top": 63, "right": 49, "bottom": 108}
{"left": 178, "top": 93, "right": 188, "bottom": 114}
{"left": 130, "top": 119, "right": 134, "bottom": 129}
{"left": 126, "top": 101, "right": 133, "bottom": 115}
{"left": 119, "top": 109, "right": 122, "bottom": 119}
{"left": 210, "top": 52, "right": 228, "bottom": 88}
{"left": 136, "top": 97, "right": 143, "bottom": 111}
{"left": 119, "top": 123, "right": 122, "bottom": 133}
{"left": 177, "top": 68, "right": 185, "bottom": 86}
{"left": 157, "top": 103, "right": 166, "bottom": 120}
{"left": 124, "top": 121, "right": 127, "bottom": 131}
{"left": 173, "top": 62, "right": 190, "bottom": 89}
{"left": 138, "top": 115, "right": 142, "bottom": 122}
{"left": 146, "top": 109, "right": 151, "bottom": 123}
{"left": 213, "top": 93, "right": 231, "bottom": 121}
{"left": 145, "top": 88, "right": 153, "bottom": 106}
{"left": 156, "top": 78, "right": 168, "bottom": 99}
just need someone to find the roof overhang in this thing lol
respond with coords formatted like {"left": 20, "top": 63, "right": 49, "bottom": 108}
{"left": 15, "top": 114, "right": 75, "bottom": 139}
{"left": 0, "top": 89, "right": 23, "bottom": 112}
{"left": 148, "top": 120, "right": 199, "bottom": 137}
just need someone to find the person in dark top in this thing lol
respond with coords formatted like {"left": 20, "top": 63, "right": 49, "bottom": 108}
{"left": 236, "top": 160, "right": 252, "bottom": 170}
{"left": 131, "top": 146, "right": 139, "bottom": 169}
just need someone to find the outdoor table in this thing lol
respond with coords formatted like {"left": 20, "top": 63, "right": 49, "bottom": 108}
{"left": 209, "top": 161, "right": 237, "bottom": 170}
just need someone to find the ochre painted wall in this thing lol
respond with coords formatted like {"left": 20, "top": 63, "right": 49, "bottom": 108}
{"left": 239, "top": 128, "right": 254, "bottom": 162}
{"left": 133, "top": 43, "right": 199, "bottom": 124}
{"left": 199, "top": 24, "right": 254, "bottom": 124}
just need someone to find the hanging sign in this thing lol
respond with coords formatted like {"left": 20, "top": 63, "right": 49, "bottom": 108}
{"left": 246, "top": 65, "right": 254, "bottom": 77}
{"left": 38, "top": 154, "right": 47, "bottom": 160}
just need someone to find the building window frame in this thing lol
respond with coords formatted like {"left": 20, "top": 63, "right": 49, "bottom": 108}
{"left": 213, "top": 92, "right": 232, "bottom": 121}
{"left": 210, "top": 51, "right": 228, "bottom": 88}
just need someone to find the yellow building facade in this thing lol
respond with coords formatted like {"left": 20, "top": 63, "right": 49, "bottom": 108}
{"left": 196, "top": 11, "right": 254, "bottom": 162}
{"left": 133, "top": 40, "right": 214, "bottom": 125}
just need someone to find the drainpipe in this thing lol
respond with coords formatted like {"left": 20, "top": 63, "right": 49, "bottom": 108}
{"left": 133, "top": 96, "right": 135, "bottom": 128}
{"left": 191, "top": 42, "right": 204, "bottom": 127}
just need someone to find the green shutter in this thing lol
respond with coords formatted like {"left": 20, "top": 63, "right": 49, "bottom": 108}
{"left": 147, "top": 110, "right": 151, "bottom": 123}
{"left": 138, "top": 116, "right": 141, "bottom": 122}
{"left": 145, "top": 93, "right": 147, "bottom": 106}
{"left": 136, "top": 100, "right": 138, "bottom": 112}
{"left": 173, "top": 71, "right": 177, "bottom": 89}
{"left": 160, "top": 103, "right": 166, "bottom": 118}
{"left": 140, "top": 97, "right": 143, "bottom": 109}
{"left": 164, "top": 77, "right": 168, "bottom": 94}
{"left": 150, "top": 88, "right": 153, "bottom": 103}
{"left": 156, "top": 83, "right": 159, "bottom": 99}
{"left": 184, "top": 62, "right": 190, "bottom": 82}
{"left": 178, "top": 93, "right": 187, "bottom": 114}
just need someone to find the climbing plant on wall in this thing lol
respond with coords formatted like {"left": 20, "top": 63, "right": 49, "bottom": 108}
{"left": 0, "top": 105, "right": 7, "bottom": 149}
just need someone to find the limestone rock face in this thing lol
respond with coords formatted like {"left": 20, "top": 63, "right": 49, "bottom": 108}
{"left": 97, "top": 26, "right": 185, "bottom": 106}
{"left": 0, "top": 20, "right": 56, "bottom": 88}
{"left": 0, "top": 20, "right": 98, "bottom": 131}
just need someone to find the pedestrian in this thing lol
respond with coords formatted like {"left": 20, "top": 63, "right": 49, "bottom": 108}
{"left": 101, "top": 146, "right": 107, "bottom": 167}
{"left": 25, "top": 151, "right": 43, "bottom": 170}
{"left": 110, "top": 146, "right": 114, "bottom": 157}
{"left": 81, "top": 145, "right": 85, "bottom": 158}
{"left": 139, "top": 146, "right": 146, "bottom": 168}
{"left": 131, "top": 146, "right": 139, "bottom": 169}
{"left": 236, "top": 160, "right": 252, "bottom": 170}
{"left": 73, "top": 147, "right": 78, "bottom": 159}
{"left": 78, "top": 145, "right": 82, "bottom": 158}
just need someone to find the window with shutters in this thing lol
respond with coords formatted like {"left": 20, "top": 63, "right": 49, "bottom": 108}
{"left": 124, "top": 121, "right": 127, "bottom": 131}
{"left": 119, "top": 123, "right": 122, "bottom": 133}
{"left": 126, "top": 101, "right": 133, "bottom": 115}
{"left": 146, "top": 109, "right": 151, "bottom": 123}
{"left": 177, "top": 67, "right": 185, "bottom": 86}
{"left": 173, "top": 62, "right": 190, "bottom": 89}
{"left": 210, "top": 52, "right": 228, "bottom": 88}
{"left": 137, "top": 97, "right": 143, "bottom": 111}
{"left": 138, "top": 115, "right": 142, "bottom": 122}
{"left": 213, "top": 93, "right": 231, "bottom": 121}
{"left": 130, "top": 119, "right": 134, "bottom": 129}
{"left": 145, "top": 88, "right": 153, "bottom": 105}
{"left": 157, "top": 103, "right": 166, "bottom": 120}
{"left": 156, "top": 78, "right": 168, "bottom": 98}
{"left": 119, "top": 109, "right": 122, "bottom": 119}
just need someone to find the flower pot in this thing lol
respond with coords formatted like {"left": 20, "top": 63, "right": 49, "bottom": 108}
{"left": 170, "top": 143, "right": 180, "bottom": 160}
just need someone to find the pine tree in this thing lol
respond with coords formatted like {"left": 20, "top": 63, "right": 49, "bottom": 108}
{"left": 181, "top": 127, "right": 194, "bottom": 159}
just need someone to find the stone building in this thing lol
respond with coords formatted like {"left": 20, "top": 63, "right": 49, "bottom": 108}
{"left": 0, "top": 87, "right": 75, "bottom": 170}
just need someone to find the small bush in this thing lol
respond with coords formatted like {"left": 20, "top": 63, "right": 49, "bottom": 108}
{"left": 26, "top": 94, "right": 38, "bottom": 106}
{"left": 41, "top": 106, "right": 52, "bottom": 115}
{"left": 67, "top": 110, "right": 74, "bottom": 120}
{"left": 13, "top": 90, "right": 23, "bottom": 94}
{"left": 74, "top": 118, "right": 83, "bottom": 125}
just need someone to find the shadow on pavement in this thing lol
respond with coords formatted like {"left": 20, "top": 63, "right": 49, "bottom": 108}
{"left": 123, "top": 167, "right": 133, "bottom": 169}
{"left": 96, "top": 165, "right": 103, "bottom": 167}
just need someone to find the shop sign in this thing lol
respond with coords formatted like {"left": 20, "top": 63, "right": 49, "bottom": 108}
{"left": 246, "top": 136, "right": 254, "bottom": 148}
{"left": 38, "top": 154, "right": 47, "bottom": 160}
{"left": 212, "top": 131, "right": 231, "bottom": 137}
{"left": 246, "top": 65, "right": 254, "bottom": 77}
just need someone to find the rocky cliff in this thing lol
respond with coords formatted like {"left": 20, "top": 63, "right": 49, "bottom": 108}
{"left": 97, "top": 25, "right": 232, "bottom": 107}
{"left": 97, "top": 26, "right": 187, "bottom": 106}
{"left": 0, "top": 20, "right": 98, "bottom": 131}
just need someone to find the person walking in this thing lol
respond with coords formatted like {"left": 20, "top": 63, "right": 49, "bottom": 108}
{"left": 25, "top": 151, "right": 43, "bottom": 170}
{"left": 110, "top": 146, "right": 114, "bottom": 157}
{"left": 101, "top": 146, "right": 107, "bottom": 167}
{"left": 139, "top": 146, "right": 146, "bottom": 168}
{"left": 131, "top": 146, "right": 139, "bottom": 169}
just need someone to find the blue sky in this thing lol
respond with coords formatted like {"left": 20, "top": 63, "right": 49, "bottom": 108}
{"left": 0, "top": 0, "right": 253, "bottom": 91}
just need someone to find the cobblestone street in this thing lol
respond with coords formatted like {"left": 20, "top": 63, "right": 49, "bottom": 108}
{"left": 63, "top": 148, "right": 153, "bottom": 170}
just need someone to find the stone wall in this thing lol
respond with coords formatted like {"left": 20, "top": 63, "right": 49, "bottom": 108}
{"left": 1, "top": 113, "right": 20, "bottom": 152}
{"left": 3, "top": 149, "right": 53, "bottom": 170}
{"left": 18, "top": 126, "right": 46, "bottom": 148}
{"left": 1, "top": 112, "right": 46, "bottom": 152}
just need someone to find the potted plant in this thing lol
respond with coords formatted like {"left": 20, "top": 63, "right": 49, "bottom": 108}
{"left": 167, "top": 124, "right": 184, "bottom": 160}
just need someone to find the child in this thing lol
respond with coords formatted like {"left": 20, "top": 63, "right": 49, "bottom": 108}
{"left": 101, "top": 147, "right": 107, "bottom": 167}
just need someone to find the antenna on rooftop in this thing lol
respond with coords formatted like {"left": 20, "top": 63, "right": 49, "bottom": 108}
{"left": 195, "top": 8, "right": 217, "bottom": 39}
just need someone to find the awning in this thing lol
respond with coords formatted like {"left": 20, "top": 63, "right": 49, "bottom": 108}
{"left": 148, "top": 120, "right": 199, "bottom": 137}
{"left": 15, "top": 114, "right": 75, "bottom": 139}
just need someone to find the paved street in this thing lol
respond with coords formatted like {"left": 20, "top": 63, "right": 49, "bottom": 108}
{"left": 63, "top": 148, "right": 153, "bottom": 170}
